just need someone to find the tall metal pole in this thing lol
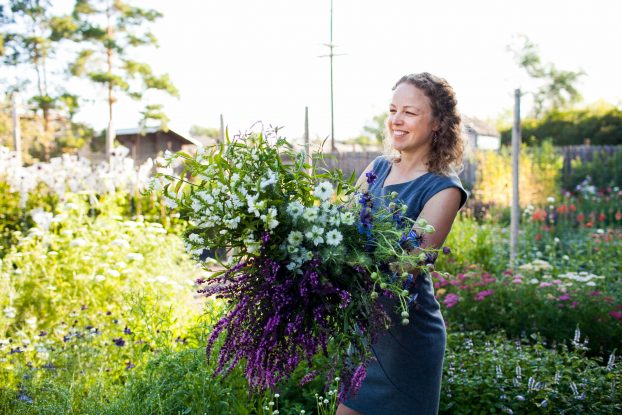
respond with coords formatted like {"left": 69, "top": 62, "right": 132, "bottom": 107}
{"left": 510, "top": 88, "right": 521, "bottom": 269}
{"left": 219, "top": 113, "right": 225, "bottom": 144}
{"left": 329, "top": 0, "right": 335, "bottom": 152}
{"left": 304, "top": 106, "right": 311, "bottom": 174}
{"left": 12, "top": 92, "right": 22, "bottom": 167}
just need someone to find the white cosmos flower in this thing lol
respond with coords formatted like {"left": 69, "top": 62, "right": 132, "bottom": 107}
{"left": 314, "top": 181, "right": 334, "bottom": 201}
{"left": 303, "top": 206, "right": 319, "bottom": 222}
{"left": 326, "top": 229, "right": 343, "bottom": 246}
{"left": 305, "top": 225, "right": 324, "bottom": 246}
{"left": 286, "top": 201, "right": 304, "bottom": 219}
{"left": 340, "top": 211, "right": 355, "bottom": 225}
{"left": 287, "top": 231, "right": 304, "bottom": 247}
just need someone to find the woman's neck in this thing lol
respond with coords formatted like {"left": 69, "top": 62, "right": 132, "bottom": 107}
{"left": 395, "top": 148, "right": 430, "bottom": 173}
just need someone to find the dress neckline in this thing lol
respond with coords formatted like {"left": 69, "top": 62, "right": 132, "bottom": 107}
{"left": 381, "top": 159, "right": 432, "bottom": 189}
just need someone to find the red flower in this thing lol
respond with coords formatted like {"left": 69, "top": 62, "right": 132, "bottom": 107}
{"left": 535, "top": 233, "right": 542, "bottom": 241}
{"left": 609, "top": 311, "right": 622, "bottom": 320}
{"left": 616, "top": 211, "right": 622, "bottom": 221}
{"left": 569, "top": 204, "right": 577, "bottom": 212}
{"left": 532, "top": 209, "right": 547, "bottom": 221}
{"left": 598, "top": 212, "right": 606, "bottom": 221}
{"left": 556, "top": 205, "right": 568, "bottom": 214}
{"left": 576, "top": 213, "right": 585, "bottom": 222}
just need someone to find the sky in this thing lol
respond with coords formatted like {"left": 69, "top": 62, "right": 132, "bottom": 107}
{"left": 9, "top": 0, "right": 622, "bottom": 145}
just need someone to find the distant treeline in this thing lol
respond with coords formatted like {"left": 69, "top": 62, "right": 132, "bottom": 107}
{"left": 500, "top": 104, "right": 622, "bottom": 146}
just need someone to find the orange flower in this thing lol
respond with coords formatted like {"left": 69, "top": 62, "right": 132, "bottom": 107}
{"left": 535, "top": 233, "right": 542, "bottom": 241}
{"left": 585, "top": 221, "right": 593, "bottom": 228}
{"left": 616, "top": 211, "right": 622, "bottom": 221}
{"left": 569, "top": 204, "right": 577, "bottom": 212}
{"left": 532, "top": 208, "right": 547, "bottom": 221}
{"left": 556, "top": 205, "right": 568, "bottom": 214}
{"left": 576, "top": 213, "right": 585, "bottom": 222}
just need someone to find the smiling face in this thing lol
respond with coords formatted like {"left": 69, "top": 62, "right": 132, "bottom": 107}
{"left": 388, "top": 82, "right": 439, "bottom": 154}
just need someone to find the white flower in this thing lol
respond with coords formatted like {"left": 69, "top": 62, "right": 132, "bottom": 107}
{"left": 547, "top": 196, "right": 555, "bottom": 203}
{"left": 303, "top": 206, "right": 319, "bottom": 222}
{"left": 111, "top": 239, "right": 131, "bottom": 249}
{"left": 126, "top": 252, "right": 144, "bottom": 261}
{"left": 94, "top": 274, "right": 106, "bottom": 282}
{"left": 105, "top": 269, "right": 121, "bottom": 278}
{"left": 287, "top": 231, "right": 304, "bottom": 247}
{"left": 325, "top": 229, "right": 343, "bottom": 246}
{"left": 260, "top": 170, "right": 278, "bottom": 188}
{"left": 286, "top": 201, "right": 304, "bottom": 219}
{"left": 247, "top": 193, "right": 264, "bottom": 217}
{"left": 70, "top": 238, "right": 87, "bottom": 247}
{"left": 3, "top": 307, "right": 17, "bottom": 319}
{"left": 163, "top": 195, "right": 178, "bottom": 209}
{"left": 226, "top": 217, "right": 241, "bottom": 229}
{"left": 188, "top": 233, "right": 204, "bottom": 244}
{"left": 314, "top": 181, "right": 334, "bottom": 201}
{"left": 260, "top": 207, "right": 279, "bottom": 230}
{"left": 305, "top": 225, "right": 324, "bottom": 246}
{"left": 340, "top": 211, "right": 356, "bottom": 225}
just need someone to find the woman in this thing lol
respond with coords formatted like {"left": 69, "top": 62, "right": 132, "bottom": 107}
{"left": 338, "top": 72, "right": 468, "bottom": 415}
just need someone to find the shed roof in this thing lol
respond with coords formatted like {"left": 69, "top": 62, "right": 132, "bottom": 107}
{"left": 115, "top": 127, "right": 203, "bottom": 147}
{"left": 462, "top": 115, "right": 500, "bottom": 137}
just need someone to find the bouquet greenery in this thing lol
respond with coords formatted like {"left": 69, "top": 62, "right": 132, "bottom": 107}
{"left": 152, "top": 127, "right": 440, "bottom": 400}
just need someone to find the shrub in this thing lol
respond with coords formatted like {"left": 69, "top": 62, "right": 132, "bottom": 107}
{"left": 441, "top": 330, "right": 622, "bottom": 414}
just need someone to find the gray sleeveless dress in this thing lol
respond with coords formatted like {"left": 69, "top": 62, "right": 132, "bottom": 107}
{"left": 343, "top": 156, "right": 467, "bottom": 415}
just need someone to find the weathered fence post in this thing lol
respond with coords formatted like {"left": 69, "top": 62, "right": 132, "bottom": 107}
{"left": 510, "top": 89, "right": 521, "bottom": 269}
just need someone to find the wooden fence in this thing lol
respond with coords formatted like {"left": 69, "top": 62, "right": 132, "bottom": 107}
{"left": 315, "top": 145, "right": 620, "bottom": 189}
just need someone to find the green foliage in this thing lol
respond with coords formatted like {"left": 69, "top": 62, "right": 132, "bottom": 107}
{"left": 500, "top": 103, "right": 622, "bottom": 146}
{"left": 441, "top": 331, "right": 622, "bottom": 414}
{"left": 508, "top": 34, "right": 585, "bottom": 117}
{"left": 564, "top": 148, "right": 622, "bottom": 190}
{"left": 435, "top": 215, "right": 509, "bottom": 275}
{"left": 67, "top": 0, "right": 178, "bottom": 119}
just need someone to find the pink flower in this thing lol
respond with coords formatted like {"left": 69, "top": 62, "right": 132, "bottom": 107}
{"left": 512, "top": 278, "right": 523, "bottom": 284}
{"left": 558, "top": 294, "right": 571, "bottom": 301}
{"left": 590, "top": 291, "right": 602, "bottom": 297}
{"left": 539, "top": 282, "right": 553, "bottom": 288}
{"left": 570, "top": 301, "right": 578, "bottom": 309}
{"left": 610, "top": 311, "right": 622, "bottom": 320}
{"left": 552, "top": 279, "right": 562, "bottom": 285}
{"left": 475, "top": 290, "right": 494, "bottom": 301}
{"left": 444, "top": 293, "right": 459, "bottom": 308}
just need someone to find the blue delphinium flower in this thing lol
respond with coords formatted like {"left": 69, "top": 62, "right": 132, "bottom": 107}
{"left": 365, "top": 170, "right": 377, "bottom": 184}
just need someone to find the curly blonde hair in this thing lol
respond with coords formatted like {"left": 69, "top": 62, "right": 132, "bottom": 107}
{"left": 387, "top": 72, "right": 464, "bottom": 175}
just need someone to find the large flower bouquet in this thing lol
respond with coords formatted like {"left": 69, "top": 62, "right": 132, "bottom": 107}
{"left": 153, "top": 128, "right": 439, "bottom": 399}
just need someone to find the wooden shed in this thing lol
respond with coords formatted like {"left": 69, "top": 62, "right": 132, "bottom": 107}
{"left": 115, "top": 127, "right": 202, "bottom": 165}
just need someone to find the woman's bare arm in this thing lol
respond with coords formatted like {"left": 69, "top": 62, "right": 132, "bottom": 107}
{"left": 416, "top": 187, "right": 462, "bottom": 250}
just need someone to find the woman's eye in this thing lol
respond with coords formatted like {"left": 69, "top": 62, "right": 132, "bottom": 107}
{"left": 406, "top": 112, "right": 416, "bottom": 116}
{"left": 389, "top": 109, "right": 396, "bottom": 113}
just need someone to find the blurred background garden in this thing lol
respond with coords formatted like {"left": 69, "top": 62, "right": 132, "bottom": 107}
{"left": 1, "top": 0, "right": 621, "bottom": 414}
